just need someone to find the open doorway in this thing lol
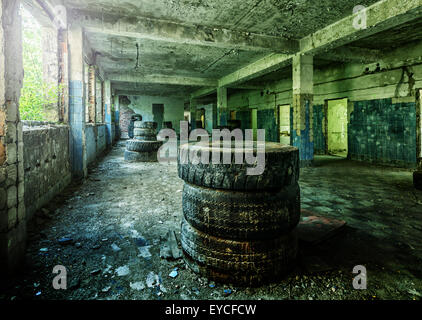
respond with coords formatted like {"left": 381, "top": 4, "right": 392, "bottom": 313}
{"left": 417, "top": 89, "right": 422, "bottom": 168}
{"left": 152, "top": 104, "right": 164, "bottom": 132}
{"left": 251, "top": 109, "right": 258, "bottom": 141}
{"left": 326, "top": 98, "right": 348, "bottom": 158}
{"left": 279, "top": 104, "right": 291, "bottom": 145}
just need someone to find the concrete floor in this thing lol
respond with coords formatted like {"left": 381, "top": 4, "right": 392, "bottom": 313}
{"left": 2, "top": 141, "right": 422, "bottom": 300}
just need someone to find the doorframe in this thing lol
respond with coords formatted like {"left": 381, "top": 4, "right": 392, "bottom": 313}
{"left": 416, "top": 89, "right": 422, "bottom": 169}
{"left": 324, "top": 97, "right": 350, "bottom": 158}
{"left": 277, "top": 104, "right": 291, "bottom": 145}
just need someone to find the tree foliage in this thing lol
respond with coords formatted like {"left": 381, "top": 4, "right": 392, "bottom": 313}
{"left": 19, "top": 8, "right": 59, "bottom": 121}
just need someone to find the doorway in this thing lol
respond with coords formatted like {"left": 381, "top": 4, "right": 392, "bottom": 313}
{"left": 152, "top": 104, "right": 164, "bottom": 132}
{"left": 251, "top": 109, "right": 258, "bottom": 141}
{"left": 279, "top": 104, "right": 291, "bottom": 145}
{"left": 327, "top": 98, "right": 348, "bottom": 158}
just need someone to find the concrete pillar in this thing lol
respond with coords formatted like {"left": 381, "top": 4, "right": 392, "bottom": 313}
{"left": 41, "top": 26, "right": 59, "bottom": 122}
{"left": 292, "top": 54, "right": 314, "bottom": 166}
{"left": 416, "top": 89, "right": 422, "bottom": 169}
{"left": 58, "top": 29, "right": 69, "bottom": 123}
{"left": 68, "top": 26, "right": 87, "bottom": 179}
{"left": 114, "top": 94, "right": 120, "bottom": 140}
{"left": 190, "top": 98, "right": 197, "bottom": 131}
{"left": 104, "top": 80, "right": 112, "bottom": 147}
{"left": 212, "top": 102, "right": 218, "bottom": 130}
{"left": 0, "top": 0, "right": 27, "bottom": 280}
{"left": 217, "top": 87, "right": 228, "bottom": 127}
{"left": 88, "top": 65, "right": 96, "bottom": 123}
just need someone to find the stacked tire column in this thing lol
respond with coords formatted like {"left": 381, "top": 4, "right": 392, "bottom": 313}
{"left": 178, "top": 142, "right": 301, "bottom": 286}
{"left": 125, "top": 121, "right": 163, "bottom": 162}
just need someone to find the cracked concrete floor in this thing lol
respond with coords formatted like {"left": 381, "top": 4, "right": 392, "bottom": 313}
{"left": 1, "top": 141, "right": 422, "bottom": 300}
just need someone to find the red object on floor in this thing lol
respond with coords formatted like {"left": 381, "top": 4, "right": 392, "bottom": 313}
{"left": 296, "top": 209, "right": 347, "bottom": 244}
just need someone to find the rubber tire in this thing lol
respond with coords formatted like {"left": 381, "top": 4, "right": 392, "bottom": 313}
{"left": 126, "top": 140, "right": 163, "bottom": 152}
{"left": 124, "top": 150, "right": 158, "bottom": 162}
{"left": 414, "top": 171, "right": 422, "bottom": 190}
{"left": 134, "top": 128, "right": 156, "bottom": 136}
{"left": 183, "top": 182, "right": 300, "bottom": 240}
{"left": 181, "top": 219, "right": 298, "bottom": 286}
{"left": 134, "top": 135, "right": 157, "bottom": 142}
{"left": 134, "top": 121, "right": 158, "bottom": 129}
{"left": 178, "top": 142, "right": 299, "bottom": 191}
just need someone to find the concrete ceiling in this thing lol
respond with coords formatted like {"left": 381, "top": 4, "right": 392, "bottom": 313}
{"left": 42, "top": 0, "right": 421, "bottom": 99}
{"left": 59, "top": 0, "right": 380, "bottom": 38}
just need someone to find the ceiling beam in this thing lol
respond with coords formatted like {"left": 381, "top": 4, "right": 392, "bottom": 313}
{"left": 219, "top": 53, "right": 294, "bottom": 88}
{"left": 218, "top": 0, "right": 422, "bottom": 88}
{"left": 300, "top": 0, "right": 422, "bottom": 54}
{"left": 321, "top": 46, "right": 382, "bottom": 63}
{"left": 108, "top": 73, "right": 218, "bottom": 87}
{"left": 69, "top": 9, "right": 299, "bottom": 54}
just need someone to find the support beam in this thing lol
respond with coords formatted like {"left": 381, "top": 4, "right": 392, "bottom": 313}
{"left": 70, "top": 10, "right": 298, "bottom": 54}
{"left": 114, "top": 94, "right": 120, "bottom": 140}
{"left": 321, "top": 46, "right": 382, "bottom": 63}
{"left": 189, "top": 98, "right": 198, "bottom": 131}
{"left": 68, "top": 26, "right": 87, "bottom": 179}
{"left": 300, "top": 0, "right": 422, "bottom": 55}
{"left": 88, "top": 65, "right": 96, "bottom": 123}
{"left": 417, "top": 89, "right": 422, "bottom": 169}
{"left": 217, "top": 87, "right": 228, "bottom": 127}
{"left": 58, "top": 29, "right": 69, "bottom": 123}
{"left": 104, "top": 80, "right": 113, "bottom": 147}
{"left": 219, "top": 0, "right": 422, "bottom": 87}
{"left": 108, "top": 73, "right": 218, "bottom": 87}
{"left": 0, "top": 0, "right": 26, "bottom": 280}
{"left": 292, "top": 54, "right": 314, "bottom": 166}
{"left": 219, "top": 54, "right": 294, "bottom": 88}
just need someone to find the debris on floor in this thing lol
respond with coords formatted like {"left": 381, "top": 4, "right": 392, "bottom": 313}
{"left": 160, "top": 230, "right": 182, "bottom": 260}
{"left": 297, "top": 209, "right": 347, "bottom": 245}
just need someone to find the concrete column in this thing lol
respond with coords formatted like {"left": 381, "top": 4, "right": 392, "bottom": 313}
{"left": 88, "top": 65, "right": 96, "bottom": 123}
{"left": 212, "top": 102, "right": 218, "bottom": 130}
{"left": 217, "top": 87, "right": 228, "bottom": 127}
{"left": 104, "top": 80, "right": 112, "bottom": 147}
{"left": 114, "top": 94, "right": 120, "bottom": 140}
{"left": 0, "top": 0, "right": 27, "bottom": 280}
{"left": 292, "top": 54, "right": 314, "bottom": 166}
{"left": 68, "top": 26, "right": 87, "bottom": 179}
{"left": 417, "top": 89, "right": 422, "bottom": 169}
{"left": 58, "top": 29, "right": 69, "bottom": 123}
{"left": 41, "top": 26, "right": 59, "bottom": 122}
{"left": 190, "top": 98, "right": 197, "bottom": 131}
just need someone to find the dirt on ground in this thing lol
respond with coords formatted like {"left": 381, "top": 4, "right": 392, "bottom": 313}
{"left": 1, "top": 141, "right": 422, "bottom": 301}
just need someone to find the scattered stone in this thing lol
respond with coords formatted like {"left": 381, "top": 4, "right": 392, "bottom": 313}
{"left": 91, "top": 269, "right": 101, "bottom": 276}
{"left": 58, "top": 237, "right": 73, "bottom": 245}
{"left": 92, "top": 244, "right": 101, "bottom": 250}
{"left": 75, "top": 242, "right": 82, "bottom": 248}
{"left": 138, "top": 246, "right": 153, "bottom": 259}
{"left": 160, "top": 230, "right": 182, "bottom": 260}
{"left": 146, "top": 272, "right": 160, "bottom": 288}
{"left": 101, "top": 286, "right": 111, "bottom": 293}
{"left": 223, "top": 289, "right": 232, "bottom": 297}
{"left": 130, "top": 282, "right": 145, "bottom": 291}
{"left": 169, "top": 269, "right": 179, "bottom": 278}
{"left": 116, "top": 265, "right": 130, "bottom": 277}
{"left": 111, "top": 243, "right": 121, "bottom": 252}
{"left": 39, "top": 248, "right": 48, "bottom": 253}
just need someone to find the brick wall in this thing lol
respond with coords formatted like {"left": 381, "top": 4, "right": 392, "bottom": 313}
{"left": 23, "top": 124, "right": 71, "bottom": 221}
{"left": 119, "top": 101, "right": 135, "bottom": 139}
